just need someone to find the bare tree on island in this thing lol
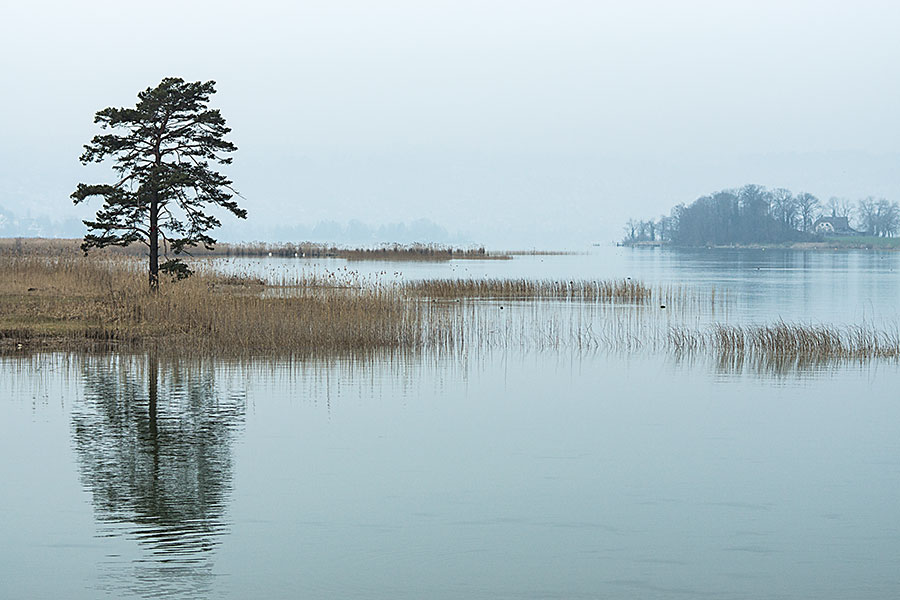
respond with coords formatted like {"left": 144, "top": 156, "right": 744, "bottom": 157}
{"left": 794, "top": 192, "right": 820, "bottom": 233}
{"left": 826, "top": 196, "right": 852, "bottom": 218}
{"left": 857, "top": 196, "right": 900, "bottom": 237}
{"left": 72, "top": 78, "right": 246, "bottom": 290}
{"left": 771, "top": 188, "right": 798, "bottom": 229}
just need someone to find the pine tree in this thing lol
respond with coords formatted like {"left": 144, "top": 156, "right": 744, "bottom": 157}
{"left": 72, "top": 77, "right": 246, "bottom": 289}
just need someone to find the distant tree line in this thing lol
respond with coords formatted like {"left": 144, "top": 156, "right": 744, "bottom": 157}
{"left": 855, "top": 196, "right": 900, "bottom": 238}
{"left": 623, "top": 185, "right": 900, "bottom": 245}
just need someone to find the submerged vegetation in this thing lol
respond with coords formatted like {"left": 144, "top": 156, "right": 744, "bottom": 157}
{"left": 2, "top": 248, "right": 898, "bottom": 367}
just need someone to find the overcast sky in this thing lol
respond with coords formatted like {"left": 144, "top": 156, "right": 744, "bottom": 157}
{"left": 2, "top": 0, "right": 900, "bottom": 247}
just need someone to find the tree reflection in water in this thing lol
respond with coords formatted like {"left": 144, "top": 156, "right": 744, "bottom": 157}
{"left": 71, "top": 354, "right": 245, "bottom": 596}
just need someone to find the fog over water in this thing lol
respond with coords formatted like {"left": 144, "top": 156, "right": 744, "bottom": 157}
{"left": 3, "top": 1, "right": 900, "bottom": 246}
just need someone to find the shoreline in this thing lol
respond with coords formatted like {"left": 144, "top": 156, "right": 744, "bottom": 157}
{"left": 618, "top": 238, "right": 900, "bottom": 251}
{"left": 0, "top": 237, "right": 518, "bottom": 262}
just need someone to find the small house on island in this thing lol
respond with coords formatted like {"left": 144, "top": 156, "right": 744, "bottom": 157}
{"left": 812, "top": 216, "right": 858, "bottom": 236}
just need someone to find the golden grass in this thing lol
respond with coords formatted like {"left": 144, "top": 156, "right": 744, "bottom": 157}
{"left": 0, "top": 237, "right": 131, "bottom": 257}
{"left": 340, "top": 244, "right": 509, "bottom": 261}
{"left": 402, "top": 278, "right": 725, "bottom": 315}
{"left": 404, "top": 278, "right": 655, "bottom": 302}
{"left": 0, "top": 254, "right": 431, "bottom": 355}
{"left": 208, "top": 242, "right": 508, "bottom": 260}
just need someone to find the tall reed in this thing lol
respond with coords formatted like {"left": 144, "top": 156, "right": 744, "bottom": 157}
{"left": 669, "top": 323, "right": 900, "bottom": 360}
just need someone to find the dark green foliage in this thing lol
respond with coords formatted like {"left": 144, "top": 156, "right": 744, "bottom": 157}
{"left": 159, "top": 259, "right": 194, "bottom": 281}
{"left": 72, "top": 77, "right": 246, "bottom": 288}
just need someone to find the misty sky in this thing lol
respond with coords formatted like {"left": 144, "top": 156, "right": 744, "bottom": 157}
{"left": 2, "top": 0, "right": 900, "bottom": 247}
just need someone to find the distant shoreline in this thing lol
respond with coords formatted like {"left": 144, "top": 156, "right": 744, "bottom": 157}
{"left": 618, "top": 237, "right": 900, "bottom": 251}
{"left": 0, "top": 238, "right": 512, "bottom": 261}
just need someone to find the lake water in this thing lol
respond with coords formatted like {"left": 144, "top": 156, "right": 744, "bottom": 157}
{"left": 210, "top": 246, "right": 900, "bottom": 324}
{"left": 2, "top": 247, "right": 900, "bottom": 599}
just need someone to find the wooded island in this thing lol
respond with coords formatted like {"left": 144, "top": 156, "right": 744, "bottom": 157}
{"left": 623, "top": 185, "right": 900, "bottom": 247}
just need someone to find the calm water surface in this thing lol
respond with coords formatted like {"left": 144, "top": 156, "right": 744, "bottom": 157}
{"left": 210, "top": 246, "right": 900, "bottom": 324}
{"left": 2, "top": 248, "right": 900, "bottom": 599}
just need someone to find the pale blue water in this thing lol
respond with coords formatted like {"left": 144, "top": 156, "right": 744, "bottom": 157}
{"left": 2, "top": 248, "right": 900, "bottom": 599}
{"left": 208, "top": 246, "right": 900, "bottom": 324}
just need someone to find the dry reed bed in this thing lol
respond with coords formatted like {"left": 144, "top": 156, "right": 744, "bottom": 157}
{"left": 341, "top": 245, "right": 508, "bottom": 261}
{"left": 0, "top": 237, "right": 336, "bottom": 258}
{"left": 0, "top": 238, "right": 508, "bottom": 261}
{"left": 199, "top": 242, "right": 505, "bottom": 260}
{"left": 405, "top": 278, "right": 655, "bottom": 302}
{"left": 403, "top": 278, "right": 724, "bottom": 311}
{"left": 0, "top": 254, "right": 429, "bottom": 354}
{"left": 2, "top": 253, "right": 897, "bottom": 364}
{"left": 501, "top": 250, "right": 580, "bottom": 256}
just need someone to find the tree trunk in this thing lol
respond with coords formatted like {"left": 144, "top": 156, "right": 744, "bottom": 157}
{"left": 149, "top": 191, "right": 159, "bottom": 291}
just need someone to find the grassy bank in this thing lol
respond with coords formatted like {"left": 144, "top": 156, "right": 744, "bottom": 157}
{"left": 813, "top": 236, "right": 900, "bottom": 250}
